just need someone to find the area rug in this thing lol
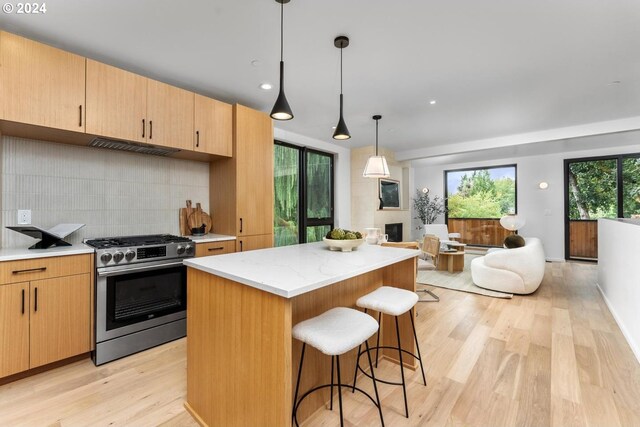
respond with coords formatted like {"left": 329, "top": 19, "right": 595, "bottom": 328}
{"left": 416, "top": 254, "right": 513, "bottom": 299}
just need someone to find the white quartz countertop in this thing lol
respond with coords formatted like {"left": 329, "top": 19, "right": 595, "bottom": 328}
{"left": 188, "top": 233, "right": 236, "bottom": 243}
{"left": 184, "top": 241, "right": 420, "bottom": 298}
{"left": 0, "top": 243, "right": 95, "bottom": 262}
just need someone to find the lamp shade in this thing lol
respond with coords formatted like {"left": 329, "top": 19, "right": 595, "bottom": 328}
{"left": 362, "top": 156, "right": 390, "bottom": 178}
{"left": 500, "top": 214, "right": 526, "bottom": 231}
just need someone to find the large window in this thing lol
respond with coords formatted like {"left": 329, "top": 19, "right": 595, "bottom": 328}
{"left": 274, "top": 142, "right": 334, "bottom": 247}
{"left": 445, "top": 165, "right": 517, "bottom": 219}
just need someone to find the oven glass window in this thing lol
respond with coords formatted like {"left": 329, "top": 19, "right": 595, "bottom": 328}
{"left": 106, "top": 265, "right": 186, "bottom": 331}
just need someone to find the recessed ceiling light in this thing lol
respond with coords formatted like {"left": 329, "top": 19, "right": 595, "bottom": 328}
{"left": 429, "top": 100, "right": 437, "bottom": 105}
{"left": 259, "top": 82, "right": 273, "bottom": 90}
{"left": 607, "top": 80, "right": 621, "bottom": 86}
{"left": 332, "top": 126, "right": 336, "bottom": 129}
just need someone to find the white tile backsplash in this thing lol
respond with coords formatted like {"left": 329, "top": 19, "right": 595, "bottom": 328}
{"left": 1, "top": 136, "right": 209, "bottom": 248}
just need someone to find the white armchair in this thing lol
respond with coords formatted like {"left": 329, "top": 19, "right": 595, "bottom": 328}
{"left": 470, "top": 237, "right": 545, "bottom": 294}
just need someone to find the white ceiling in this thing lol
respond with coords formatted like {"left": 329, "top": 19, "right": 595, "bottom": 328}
{"left": 1, "top": 0, "right": 639, "bottom": 157}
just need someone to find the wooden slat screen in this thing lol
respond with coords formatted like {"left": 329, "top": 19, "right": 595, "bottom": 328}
{"left": 447, "top": 218, "right": 512, "bottom": 247}
{"left": 569, "top": 220, "right": 598, "bottom": 259}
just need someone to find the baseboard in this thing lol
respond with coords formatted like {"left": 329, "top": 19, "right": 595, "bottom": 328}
{"left": 546, "top": 258, "right": 565, "bottom": 263}
{"left": 184, "top": 402, "right": 209, "bottom": 427}
{"left": 596, "top": 283, "right": 640, "bottom": 364}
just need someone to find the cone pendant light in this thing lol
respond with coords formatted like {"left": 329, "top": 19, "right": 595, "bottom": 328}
{"left": 332, "top": 36, "right": 351, "bottom": 140}
{"left": 270, "top": 0, "right": 294, "bottom": 121}
{"left": 363, "top": 115, "right": 390, "bottom": 178}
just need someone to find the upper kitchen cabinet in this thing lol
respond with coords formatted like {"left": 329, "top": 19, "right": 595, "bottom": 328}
{"left": 210, "top": 104, "right": 273, "bottom": 242}
{"left": 147, "top": 79, "right": 194, "bottom": 150}
{"left": 86, "top": 60, "right": 147, "bottom": 143}
{"left": 0, "top": 31, "right": 85, "bottom": 132}
{"left": 194, "top": 94, "right": 232, "bottom": 157}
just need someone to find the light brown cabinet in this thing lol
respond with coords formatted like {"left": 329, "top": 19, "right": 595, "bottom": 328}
{"left": 0, "top": 282, "right": 29, "bottom": 378}
{"left": 86, "top": 60, "right": 147, "bottom": 143}
{"left": 194, "top": 94, "right": 232, "bottom": 157}
{"left": 195, "top": 240, "right": 236, "bottom": 258}
{"left": 0, "top": 254, "right": 91, "bottom": 379}
{"left": 210, "top": 104, "right": 274, "bottom": 250}
{"left": 0, "top": 31, "right": 85, "bottom": 132}
{"left": 147, "top": 79, "right": 194, "bottom": 150}
{"left": 86, "top": 61, "right": 194, "bottom": 150}
{"left": 236, "top": 234, "right": 273, "bottom": 253}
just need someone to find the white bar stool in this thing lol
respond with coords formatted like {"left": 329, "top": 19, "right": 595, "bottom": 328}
{"left": 352, "top": 286, "right": 426, "bottom": 418}
{"left": 292, "top": 307, "right": 385, "bottom": 427}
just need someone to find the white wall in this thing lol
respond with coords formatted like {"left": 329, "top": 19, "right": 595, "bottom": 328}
{"left": 1, "top": 136, "right": 209, "bottom": 247}
{"left": 597, "top": 219, "right": 640, "bottom": 363}
{"left": 412, "top": 141, "right": 640, "bottom": 261}
{"left": 274, "top": 128, "right": 351, "bottom": 230}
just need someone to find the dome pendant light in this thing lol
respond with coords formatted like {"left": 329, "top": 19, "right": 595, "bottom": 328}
{"left": 363, "top": 115, "right": 390, "bottom": 178}
{"left": 332, "top": 36, "right": 351, "bottom": 140}
{"left": 270, "top": 0, "right": 294, "bottom": 121}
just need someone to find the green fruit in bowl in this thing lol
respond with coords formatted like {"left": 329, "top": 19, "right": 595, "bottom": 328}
{"left": 345, "top": 232, "right": 356, "bottom": 240}
{"left": 355, "top": 231, "right": 362, "bottom": 239}
{"left": 330, "top": 228, "right": 346, "bottom": 239}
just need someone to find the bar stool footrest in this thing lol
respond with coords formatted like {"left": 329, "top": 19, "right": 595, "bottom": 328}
{"left": 355, "top": 345, "right": 423, "bottom": 386}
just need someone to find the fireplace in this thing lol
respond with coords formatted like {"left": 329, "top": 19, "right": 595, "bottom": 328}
{"left": 385, "top": 223, "right": 403, "bottom": 242}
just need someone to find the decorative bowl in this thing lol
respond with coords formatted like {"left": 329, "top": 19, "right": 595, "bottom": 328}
{"left": 323, "top": 237, "right": 364, "bottom": 252}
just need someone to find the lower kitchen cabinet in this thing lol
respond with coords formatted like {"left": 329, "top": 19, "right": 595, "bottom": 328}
{"left": 236, "top": 234, "right": 273, "bottom": 253}
{"left": 0, "top": 282, "right": 30, "bottom": 378}
{"left": 0, "top": 254, "right": 92, "bottom": 379}
{"left": 195, "top": 240, "right": 235, "bottom": 258}
{"left": 29, "top": 274, "right": 91, "bottom": 368}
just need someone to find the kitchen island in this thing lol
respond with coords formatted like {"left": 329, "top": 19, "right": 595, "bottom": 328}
{"left": 183, "top": 241, "right": 419, "bottom": 427}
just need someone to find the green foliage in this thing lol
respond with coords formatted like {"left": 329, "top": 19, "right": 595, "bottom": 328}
{"left": 568, "top": 160, "right": 617, "bottom": 220}
{"left": 412, "top": 190, "right": 447, "bottom": 225}
{"left": 623, "top": 157, "right": 640, "bottom": 218}
{"left": 447, "top": 169, "right": 515, "bottom": 218}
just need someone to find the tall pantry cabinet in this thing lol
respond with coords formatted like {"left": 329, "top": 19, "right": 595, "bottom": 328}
{"left": 210, "top": 104, "right": 274, "bottom": 251}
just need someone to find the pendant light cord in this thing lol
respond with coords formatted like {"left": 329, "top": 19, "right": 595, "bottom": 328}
{"left": 375, "top": 118, "right": 379, "bottom": 155}
{"left": 280, "top": 1, "right": 284, "bottom": 61}
{"left": 340, "top": 47, "right": 343, "bottom": 94}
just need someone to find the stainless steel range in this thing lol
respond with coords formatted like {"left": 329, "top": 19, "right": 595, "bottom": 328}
{"left": 85, "top": 234, "right": 194, "bottom": 365}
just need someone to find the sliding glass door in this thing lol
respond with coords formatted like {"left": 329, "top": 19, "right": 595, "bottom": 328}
{"left": 274, "top": 142, "right": 334, "bottom": 247}
{"left": 564, "top": 154, "right": 639, "bottom": 260}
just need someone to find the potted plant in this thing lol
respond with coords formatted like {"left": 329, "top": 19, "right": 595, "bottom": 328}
{"left": 412, "top": 188, "right": 447, "bottom": 231}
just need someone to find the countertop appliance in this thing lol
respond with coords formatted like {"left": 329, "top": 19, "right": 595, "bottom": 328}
{"left": 84, "top": 234, "right": 194, "bottom": 365}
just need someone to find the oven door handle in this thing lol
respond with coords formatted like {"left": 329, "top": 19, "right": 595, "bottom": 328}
{"left": 97, "top": 260, "right": 185, "bottom": 277}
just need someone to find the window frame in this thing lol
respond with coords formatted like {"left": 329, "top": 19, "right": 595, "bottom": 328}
{"left": 274, "top": 141, "right": 335, "bottom": 244}
{"left": 443, "top": 163, "right": 518, "bottom": 222}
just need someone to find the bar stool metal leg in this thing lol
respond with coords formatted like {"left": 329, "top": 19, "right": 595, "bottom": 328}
{"left": 292, "top": 343, "right": 306, "bottom": 420}
{"left": 365, "top": 340, "right": 385, "bottom": 427}
{"left": 409, "top": 308, "right": 427, "bottom": 386}
{"left": 330, "top": 355, "right": 335, "bottom": 410}
{"left": 375, "top": 311, "right": 382, "bottom": 368}
{"left": 394, "top": 316, "right": 409, "bottom": 418}
{"left": 336, "top": 355, "right": 345, "bottom": 427}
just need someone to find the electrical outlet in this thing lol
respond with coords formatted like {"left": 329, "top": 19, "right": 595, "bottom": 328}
{"left": 17, "top": 210, "right": 31, "bottom": 225}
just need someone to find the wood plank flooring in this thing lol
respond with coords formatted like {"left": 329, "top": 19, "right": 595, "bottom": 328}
{"left": 1, "top": 261, "right": 640, "bottom": 426}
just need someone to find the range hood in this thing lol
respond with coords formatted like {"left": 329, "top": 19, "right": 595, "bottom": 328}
{"left": 88, "top": 138, "right": 181, "bottom": 157}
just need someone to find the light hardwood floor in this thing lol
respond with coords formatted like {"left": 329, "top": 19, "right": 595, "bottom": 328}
{"left": 1, "top": 261, "right": 640, "bottom": 426}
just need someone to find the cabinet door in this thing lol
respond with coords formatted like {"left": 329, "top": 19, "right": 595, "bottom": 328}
{"left": 0, "top": 31, "right": 85, "bottom": 132}
{"left": 194, "top": 95, "right": 232, "bottom": 156}
{"left": 235, "top": 105, "right": 274, "bottom": 236}
{"left": 236, "top": 234, "right": 273, "bottom": 253}
{"left": 29, "top": 274, "right": 90, "bottom": 368}
{"left": 147, "top": 79, "right": 194, "bottom": 150}
{"left": 86, "top": 60, "right": 147, "bottom": 143}
{"left": 195, "top": 240, "right": 236, "bottom": 257}
{"left": 0, "top": 282, "right": 29, "bottom": 378}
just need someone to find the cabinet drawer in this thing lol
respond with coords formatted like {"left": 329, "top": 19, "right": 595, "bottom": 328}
{"left": 195, "top": 240, "right": 236, "bottom": 258}
{"left": 0, "top": 254, "right": 91, "bottom": 285}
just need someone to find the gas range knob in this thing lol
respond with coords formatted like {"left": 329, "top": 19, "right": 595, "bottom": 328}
{"left": 185, "top": 245, "right": 194, "bottom": 255}
{"left": 125, "top": 250, "right": 135, "bottom": 261}
{"left": 113, "top": 251, "right": 124, "bottom": 263}
{"left": 100, "top": 253, "right": 112, "bottom": 263}
{"left": 176, "top": 245, "right": 185, "bottom": 255}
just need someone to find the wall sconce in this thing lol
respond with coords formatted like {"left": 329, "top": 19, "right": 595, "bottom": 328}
{"left": 538, "top": 182, "right": 549, "bottom": 190}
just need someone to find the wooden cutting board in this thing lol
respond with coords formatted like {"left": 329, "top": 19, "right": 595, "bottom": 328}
{"left": 188, "top": 202, "right": 213, "bottom": 234}
{"left": 179, "top": 200, "right": 194, "bottom": 236}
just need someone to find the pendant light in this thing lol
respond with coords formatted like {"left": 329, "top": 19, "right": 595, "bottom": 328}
{"left": 270, "top": 0, "right": 294, "bottom": 121}
{"left": 363, "top": 115, "right": 390, "bottom": 178}
{"left": 332, "top": 36, "right": 350, "bottom": 140}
